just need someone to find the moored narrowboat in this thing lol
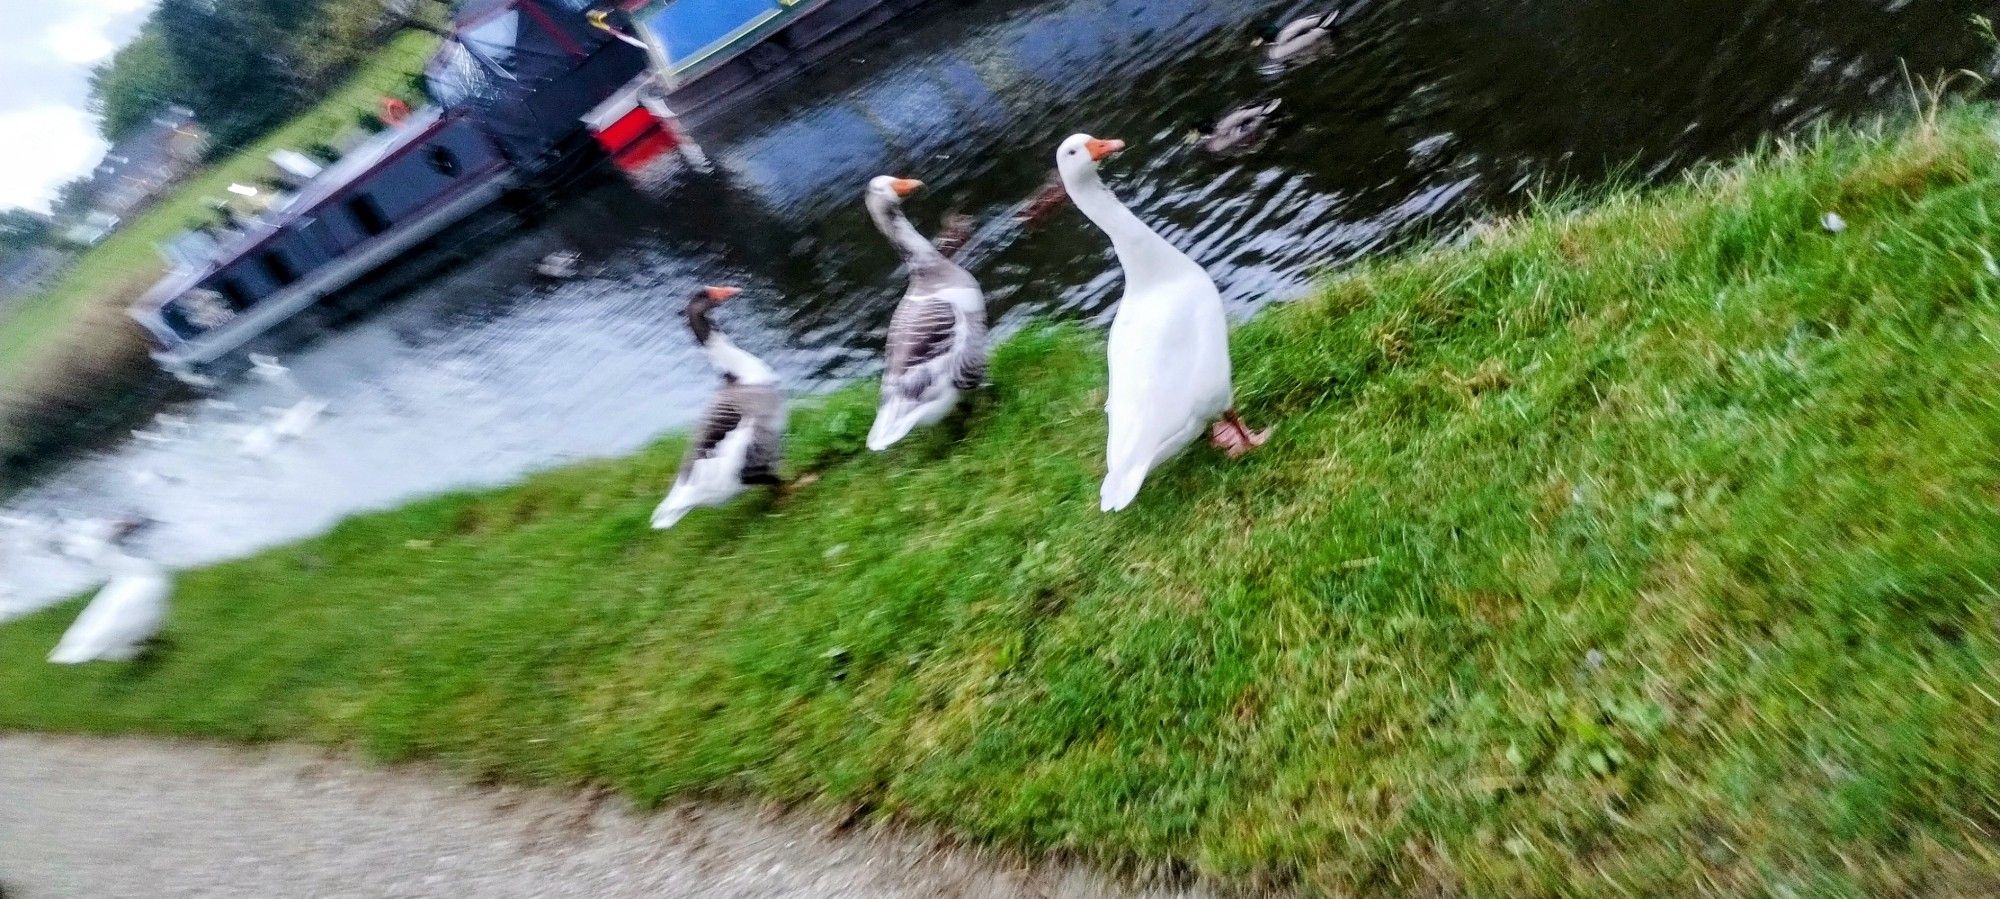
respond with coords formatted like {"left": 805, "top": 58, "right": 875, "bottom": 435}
{"left": 131, "top": 0, "right": 931, "bottom": 372}
{"left": 132, "top": 0, "right": 648, "bottom": 370}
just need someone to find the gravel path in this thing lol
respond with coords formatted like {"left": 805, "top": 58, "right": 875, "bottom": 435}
{"left": 0, "top": 734, "right": 1211, "bottom": 899}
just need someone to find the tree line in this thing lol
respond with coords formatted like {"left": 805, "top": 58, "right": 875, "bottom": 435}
{"left": 88, "top": 0, "right": 437, "bottom": 153}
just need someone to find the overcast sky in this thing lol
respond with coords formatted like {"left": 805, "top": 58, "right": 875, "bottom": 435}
{"left": 0, "top": 0, "right": 159, "bottom": 214}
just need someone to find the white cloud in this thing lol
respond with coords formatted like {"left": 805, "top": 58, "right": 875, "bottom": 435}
{"left": 0, "top": 0, "right": 158, "bottom": 211}
{"left": 46, "top": 17, "right": 122, "bottom": 65}
{"left": 0, "top": 106, "right": 111, "bottom": 213}
{"left": 46, "top": 0, "right": 157, "bottom": 65}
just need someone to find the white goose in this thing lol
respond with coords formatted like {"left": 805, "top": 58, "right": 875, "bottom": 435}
{"left": 238, "top": 398, "right": 327, "bottom": 459}
{"left": 652, "top": 286, "right": 787, "bottom": 530}
{"left": 248, "top": 353, "right": 293, "bottom": 386}
{"left": 49, "top": 551, "right": 171, "bottom": 664}
{"left": 1055, "top": 134, "right": 1268, "bottom": 512}
{"left": 863, "top": 175, "right": 989, "bottom": 451}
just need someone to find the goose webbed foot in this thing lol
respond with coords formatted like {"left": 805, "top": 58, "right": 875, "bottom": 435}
{"left": 1209, "top": 409, "right": 1271, "bottom": 459}
{"left": 773, "top": 471, "right": 820, "bottom": 502}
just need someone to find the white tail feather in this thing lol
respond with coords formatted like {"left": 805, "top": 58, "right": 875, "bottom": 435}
{"left": 650, "top": 498, "right": 694, "bottom": 530}
{"left": 1099, "top": 462, "right": 1150, "bottom": 512}
{"left": 867, "top": 401, "right": 923, "bottom": 452}
{"left": 866, "top": 389, "right": 958, "bottom": 452}
{"left": 1099, "top": 423, "right": 1155, "bottom": 512}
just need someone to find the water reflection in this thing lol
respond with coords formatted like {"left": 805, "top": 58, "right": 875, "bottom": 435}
{"left": 3, "top": 0, "right": 1993, "bottom": 615}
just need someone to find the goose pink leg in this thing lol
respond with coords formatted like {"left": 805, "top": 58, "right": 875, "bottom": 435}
{"left": 1209, "top": 409, "right": 1271, "bottom": 459}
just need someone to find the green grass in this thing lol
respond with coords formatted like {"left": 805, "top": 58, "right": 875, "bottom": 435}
{"left": 7, "top": 107, "right": 2000, "bottom": 896}
{"left": 0, "top": 31, "right": 438, "bottom": 399}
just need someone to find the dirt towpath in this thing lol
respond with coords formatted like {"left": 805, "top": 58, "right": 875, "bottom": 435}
{"left": 0, "top": 734, "right": 1212, "bottom": 899}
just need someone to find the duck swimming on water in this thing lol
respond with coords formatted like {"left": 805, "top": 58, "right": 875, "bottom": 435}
{"left": 1192, "top": 99, "right": 1282, "bottom": 156}
{"left": 1254, "top": 8, "right": 1343, "bottom": 71}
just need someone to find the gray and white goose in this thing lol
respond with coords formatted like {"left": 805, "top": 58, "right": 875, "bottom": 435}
{"left": 652, "top": 286, "right": 786, "bottom": 530}
{"left": 864, "top": 175, "right": 989, "bottom": 451}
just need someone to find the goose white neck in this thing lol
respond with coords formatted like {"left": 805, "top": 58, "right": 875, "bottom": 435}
{"left": 1060, "top": 167, "right": 1199, "bottom": 291}
{"left": 704, "top": 332, "right": 778, "bottom": 386}
{"left": 868, "top": 196, "right": 945, "bottom": 268}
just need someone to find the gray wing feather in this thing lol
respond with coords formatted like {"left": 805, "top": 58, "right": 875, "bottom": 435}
{"left": 953, "top": 308, "right": 988, "bottom": 390}
{"left": 885, "top": 296, "right": 986, "bottom": 401}
{"left": 680, "top": 383, "right": 784, "bottom": 482}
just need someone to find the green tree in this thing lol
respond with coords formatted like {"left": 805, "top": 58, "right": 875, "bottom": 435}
{"left": 0, "top": 209, "right": 52, "bottom": 255}
{"left": 89, "top": 28, "right": 185, "bottom": 142}
{"left": 292, "top": 0, "right": 396, "bottom": 88}
{"left": 50, "top": 177, "right": 98, "bottom": 223}
{"left": 92, "top": 0, "right": 411, "bottom": 156}
{"left": 154, "top": 0, "right": 304, "bottom": 151}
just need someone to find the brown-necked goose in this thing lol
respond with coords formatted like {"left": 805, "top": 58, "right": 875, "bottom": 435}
{"left": 652, "top": 286, "right": 786, "bottom": 529}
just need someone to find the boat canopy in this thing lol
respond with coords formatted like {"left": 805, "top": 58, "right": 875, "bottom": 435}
{"left": 426, "top": 0, "right": 648, "bottom": 163}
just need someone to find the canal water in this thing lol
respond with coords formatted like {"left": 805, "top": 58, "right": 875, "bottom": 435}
{"left": 3, "top": 0, "right": 1994, "bottom": 614}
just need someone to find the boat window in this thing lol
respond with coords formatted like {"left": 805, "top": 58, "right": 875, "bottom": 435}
{"left": 347, "top": 193, "right": 391, "bottom": 237}
{"left": 214, "top": 277, "right": 253, "bottom": 310}
{"left": 260, "top": 249, "right": 299, "bottom": 287}
{"left": 429, "top": 144, "right": 462, "bottom": 178}
{"left": 648, "top": 0, "right": 784, "bottom": 67}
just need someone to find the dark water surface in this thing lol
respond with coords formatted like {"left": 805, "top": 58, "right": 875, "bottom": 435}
{"left": 4, "top": 0, "right": 1994, "bottom": 613}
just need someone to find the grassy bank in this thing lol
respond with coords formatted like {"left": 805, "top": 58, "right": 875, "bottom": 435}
{"left": 8, "top": 107, "right": 2000, "bottom": 895}
{"left": 0, "top": 32, "right": 438, "bottom": 470}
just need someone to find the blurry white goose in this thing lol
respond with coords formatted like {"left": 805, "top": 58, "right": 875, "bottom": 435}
{"left": 271, "top": 397, "right": 328, "bottom": 439}
{"left": 1055, "top": 134, "right": 1268, "bottom": 513}
{"left": 171, "top": 369, "right": 219, "bottom": 389}
{"left": 863, "top": 176, "right": 989, "bottom": 451}
{"left": 652, "top": 286, "right": 787, "bottom": 530}
{"left": 1254, "top": 8, "right": 1342, "bottom": 69}
{"left": 1192, "top": 100, "right": 1282, "bottom": 156}
{"left": 1, "top": 514, "right": 55, "bottom": 557}
{"left": 130, "top": 468, "right": 182, "bottom": 488}
{"left": 52, "top": 514, "right": 152, "bottom": 563}
{"left": 238, "top": 423, "right": 280, "bottom": 459}
{"left": 536, "top": 249, "right": 583, "bottom": 279}
{"left": 248, "top": 353, "right": 292, "bottom": 386}
{"left": 130, "top": 411, "right": 193, "bottom": 445}
{"left": 49, "top": 551, "right": 170, "bottom": 664}
{"left": 238, "top": 398, "right": 327, "bottom": 457}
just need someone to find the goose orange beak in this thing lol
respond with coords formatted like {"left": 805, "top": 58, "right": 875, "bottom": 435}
{"left": 703, "top": 286, "right": 742, "bottom": 302}
{"left": 1086, "top": 138, "right": 1126, "bottom": 162}
{"left": 890, "top": 178, "right": 924, "bottom": 197}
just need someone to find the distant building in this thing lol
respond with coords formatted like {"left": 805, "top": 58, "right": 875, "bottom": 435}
{"left": 0, "top": 245, "right": 67, "bottom": 308}
{"left": 64, "top": 106, "right": 209, "bottom": 245}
